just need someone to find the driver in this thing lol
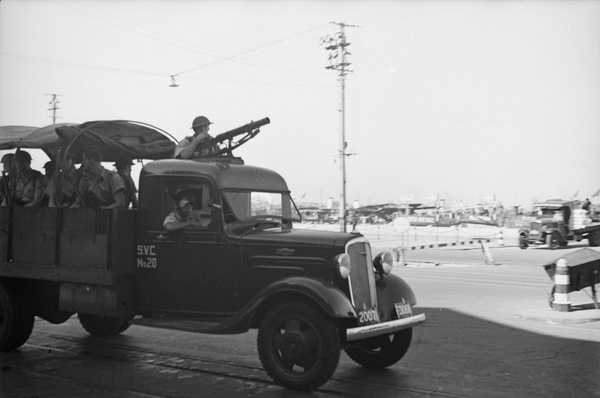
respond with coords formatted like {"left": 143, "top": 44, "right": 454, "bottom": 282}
{"left": 173, "top": 116, "right": 220, "bottom": 159}
{"left": 163, "top": 191, "right": 211, "bottom": 232}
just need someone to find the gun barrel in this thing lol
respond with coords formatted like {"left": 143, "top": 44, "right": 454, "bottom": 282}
{"left": 217, "top": 117, "right": 270, "bottom": 141}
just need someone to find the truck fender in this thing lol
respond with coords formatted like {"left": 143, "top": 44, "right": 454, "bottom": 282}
{"left": 376, "top": 273, "right": 418, "bottom": 322}
{"left": 214, "top": 276, "right": 357, "bottom": 334}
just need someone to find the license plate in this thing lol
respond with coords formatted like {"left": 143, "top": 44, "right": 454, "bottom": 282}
{"left": 395, "top": 300, "right": 412, "bottom": 319}
{"left": 358, "top": 308, "right": 380, "bottom": 325}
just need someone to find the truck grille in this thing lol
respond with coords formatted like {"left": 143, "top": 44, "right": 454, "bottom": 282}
{"left": 346, "top": 239, "right": 377, "bottom": 312}
{"left": 530, "top": 221, "right": 540, "bottom": 232}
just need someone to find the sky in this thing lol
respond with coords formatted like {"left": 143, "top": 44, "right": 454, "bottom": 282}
{"left": 1, "top": 0, "right": 599, "bottom": 209}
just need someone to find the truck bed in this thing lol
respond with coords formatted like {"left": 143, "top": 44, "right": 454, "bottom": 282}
{"left": 0, "top": 207, "right": 137, "bottom": 317}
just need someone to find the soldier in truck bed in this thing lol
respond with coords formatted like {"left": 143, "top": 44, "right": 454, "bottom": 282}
{"left": 46, "top": 153, "right": 82, "bottom": 208}
{"left": 1, "top": 150, "right": 45, "bottom": 207}
{"left": 72, "top": 146, "right": 126, "bottom": 209}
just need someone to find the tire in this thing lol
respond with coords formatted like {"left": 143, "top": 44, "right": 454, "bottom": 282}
{"left": 519, "top": 241, "right": 528, "bottom": 250}
{"left": 257, "top": 302, "right": 341, "bottom": 391}
{"left": 345, "top": 328, "right": 412, "bottom": 369}
{"left": 588, "top": 230, "right": 600, "bottom": 247}
{"left": 78, "top": 314, "right": 131, "bottom": 337}
{"left": 0, "top": 284, "right": 34, "bottom": 351}
{"left": 546, "top": 232, "right": 559, "bottom": 250}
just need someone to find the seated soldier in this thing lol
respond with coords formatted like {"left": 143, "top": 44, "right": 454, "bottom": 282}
{"left": 2, "top": 150, "right": 44, "bottom": 207}
{"left": 46, "top": 153, "right": 82, "bottom": 208}
{"left": 72, "top": 147, "right": 126, "bottom": 208}
{"left": 163, "top": 191, "right": 211, "bottom": 232}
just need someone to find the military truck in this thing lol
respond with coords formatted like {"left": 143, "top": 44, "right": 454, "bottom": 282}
{"left": 0, "top": 119, "right": 425, "bottom": 391}
{"left": 518, "top": 199, "right": 600, "bottom": 250}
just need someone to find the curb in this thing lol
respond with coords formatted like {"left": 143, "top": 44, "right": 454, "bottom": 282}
{"left": 514, "top": 308, "right": 600, "bottom": 324}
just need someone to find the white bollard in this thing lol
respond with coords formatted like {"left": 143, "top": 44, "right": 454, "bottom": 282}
{"left": 552, "top": 258, "right": 571, "bottom": 312}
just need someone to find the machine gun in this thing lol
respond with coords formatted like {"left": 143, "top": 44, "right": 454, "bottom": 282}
{"left": 208, "top": 117, "right": 270, "bottom": 157}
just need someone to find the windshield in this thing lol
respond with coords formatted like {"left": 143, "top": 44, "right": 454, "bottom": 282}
{"left": 222, "top": 190, "right": 301, "bottom": 224}
{"left": 532, "top": 206, "right": 563, "bottom": 219}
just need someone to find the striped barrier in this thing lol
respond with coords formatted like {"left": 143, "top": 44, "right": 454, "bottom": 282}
{"left": 552, "top": 258, "right": 571, "bottom": 312}
{"left": 401, "top": 238, "right": 492, "bottom": 251}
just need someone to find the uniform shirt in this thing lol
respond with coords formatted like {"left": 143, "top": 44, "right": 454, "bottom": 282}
{"left": 45, "top": 167, "right": 82, "bottom": 207}
{"left": 11, "top": 168, "right": 44, "bottom": 206}
{"left": 78, "top": 167, "right": 125, "bottom": 207}
{"left": 163, "top": 208, "right": 210, "bottom": 229}
{"left": 173, "top": 135, "right": 219, "bottom": 159}
{"left": 120, "top": 173, "right": 138, "bottom": 208}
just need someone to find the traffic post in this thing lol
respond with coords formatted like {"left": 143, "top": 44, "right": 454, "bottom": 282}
{"left": 552, "top": 258, "right": 571, "bottom": 312}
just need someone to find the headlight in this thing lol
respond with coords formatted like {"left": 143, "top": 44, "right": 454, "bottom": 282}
{"left": 373, "top": 251, "right": 394, "bottom": 275}
{"left": 335, "top": 253, "right": 351, "bottom": 279}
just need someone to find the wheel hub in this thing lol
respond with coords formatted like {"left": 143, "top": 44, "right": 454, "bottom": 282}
{"left": 281, "top": 332, "right": 307, "bottom": 360}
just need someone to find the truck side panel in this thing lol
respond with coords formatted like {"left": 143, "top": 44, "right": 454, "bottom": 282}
{"left": 0, "top": 208, "right": 137, "bottom": 318}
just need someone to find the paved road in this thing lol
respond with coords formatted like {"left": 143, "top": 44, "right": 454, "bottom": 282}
{"left": 2, "top": 244, "right": 599, "bottom": 397}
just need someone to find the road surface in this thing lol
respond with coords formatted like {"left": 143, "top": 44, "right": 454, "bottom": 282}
{"left": 1, "top": 243, "right": 599, "bottom": 397}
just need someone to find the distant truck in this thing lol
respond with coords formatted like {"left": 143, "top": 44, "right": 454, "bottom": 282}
{"left": 518, "top": 200, "right": 600, "bottom": 249}
{"left": 0, "top": 119, "right": 425, "bottom": 391}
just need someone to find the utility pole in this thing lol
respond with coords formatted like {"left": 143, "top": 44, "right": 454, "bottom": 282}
{"left": 46, "top": 94, "right": 61, "bottom": 124}
{"left": 321, "top": 22, "right": 358, "bottom": 232}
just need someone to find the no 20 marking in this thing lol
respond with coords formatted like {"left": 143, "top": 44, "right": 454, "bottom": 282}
{"left": 137, "top": 244, "right": 157, "bottom": 268}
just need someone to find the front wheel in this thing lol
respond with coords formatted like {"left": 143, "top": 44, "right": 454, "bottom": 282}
{"left": 345, "top": 328, "right": 412, "bottom": 368}
{"left": 0, "top": 284, "right": 34, "bottom": 351}
{"left": 78, "top": 314, "right": 132, "bottom": 337}
{"left": 257, "top": 302, "right": 341, "bottom": 391}
{"left": 546, "top": 232, "right": 560, "bottom": 250}
{"left": 519, "top": 240, "right": 528, "bottom": 249}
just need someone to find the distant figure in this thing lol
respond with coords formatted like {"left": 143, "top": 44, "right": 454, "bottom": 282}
{"left": 114, "top": 159, "right": 138, "bottom": 208}
{"left": 582, "top": 198, "right": 591, "bottom": 212}
{"left": 173, "top": 116, "right": 220, "bottom": 159}
{"left": 46, "top": 153, "right": 82, "bottom": 208}
{"left": 73, "top": 147, "right": 125, "bottom": 209}
{"left": 2, "top": 151, "right": 44, "bottom": 207}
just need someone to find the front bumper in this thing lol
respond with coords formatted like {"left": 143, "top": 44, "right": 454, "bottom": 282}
{"left": 346, "top": 313, "right": 426, "bottom": 342}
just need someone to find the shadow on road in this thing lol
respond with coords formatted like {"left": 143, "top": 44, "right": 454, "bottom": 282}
{"left": 336, "top": 307, "right": 600, "bottom": 398}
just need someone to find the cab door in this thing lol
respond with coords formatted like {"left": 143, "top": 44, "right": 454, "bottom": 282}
{"left": 135, "top": 177, "right": 227, "bottom": 314}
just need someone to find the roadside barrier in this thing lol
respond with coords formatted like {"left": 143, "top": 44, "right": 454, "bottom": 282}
{"left": 552, "top": 258, "right": 571, "bottom": 312}
{"left": 480, "top": 241, "right": 497, "bottom": 265}
{"left": 498, "top": 228, "right": 504, "bottom": 246}
{"left": 401, "top": 238, "right": 491, "bottom": 251}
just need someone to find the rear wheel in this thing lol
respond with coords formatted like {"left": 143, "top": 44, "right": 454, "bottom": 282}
{"left": 345, "top": 328, "right": 412, "bottom": 368}
{"left": 0, "top": 284, "right": 34, "bottom": 351}
{"left": 257, "top": 302, "right": 340, "bottom": 391}
{"left": 78, "top": 314, "right": 132, "bottom": 337}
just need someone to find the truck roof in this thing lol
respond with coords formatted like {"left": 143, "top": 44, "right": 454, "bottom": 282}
{"left": 141, "top": 159, "right": 290, "bottom": 192}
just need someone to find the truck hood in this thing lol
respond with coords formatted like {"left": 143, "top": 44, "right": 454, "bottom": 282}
{"left": 235, "top": 226, "right": 362, "bottom": 250}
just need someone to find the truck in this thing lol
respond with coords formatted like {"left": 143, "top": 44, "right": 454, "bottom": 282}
{"left": 0, "top": 119, "right": 425, "bottom": 391}
{"left": 518, "top": 199, "right": 600, "bottom": 250}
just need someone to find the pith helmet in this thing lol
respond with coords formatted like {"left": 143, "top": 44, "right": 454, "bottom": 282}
{"left": 191, "top": 116, "right": 212, "bottom": 129}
